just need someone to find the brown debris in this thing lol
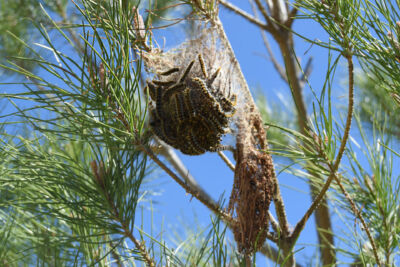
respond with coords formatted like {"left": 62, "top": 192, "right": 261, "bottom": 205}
{"left": 230, "top": 107, "right": 275, "bottom": 253}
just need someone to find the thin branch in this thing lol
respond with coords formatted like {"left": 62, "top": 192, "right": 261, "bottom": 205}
{"left": 155, "top": 140, "right": 275, "bottom": 259}
{"left": 262, "top": 30, "right": 288, "bottom": 81}
{"left": 217, "top": 151, "right": 235, "bottom": 171}
{"left": 218, "top": 0, "right": 270, "bottom": 30}
{"left": 276, "top": 38, "right": 309, "bottom": 133}
{"left": 142, "top": 144, "right": 286, "bottom": 265}
{"left": 155, "top": 139, "right": 217, "bottom": 205}
{"left": 290, "top": 55, "right": 355, "bottom": 244}
{"left": 249, "top": 0, "right": 287, "bottom": 82}
{"left": 268, "top": 211, "right": 280, "bottom": 234}
{"left": 140, "top": 144, "right": 236, "bottom": 225}
{"left": 271, "top": 173, "right": 290, "bottom": 237}
{"left": 154, "top": 143, "right": 281, "bottom": 249}
{"left": 254, "top": 0, "right": 274, "bottom": 30}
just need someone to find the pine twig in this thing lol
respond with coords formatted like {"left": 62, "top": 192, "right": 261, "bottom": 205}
{"left": 261, "top": 29, "right": 288, "bottom": 81}
{"left": 248, "top": 0, "right": 287, "bottom": 82}
{"left": 316, "top": 128, "right": 381, "bottom": 266}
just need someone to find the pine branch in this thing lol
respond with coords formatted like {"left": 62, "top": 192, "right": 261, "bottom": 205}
{"left": 291, "top": 54, "right": 354, "bottom": 251}
{"left": 156, "top": 139, "right": 218, "bottom": 206}
{"left": 139, "top": 144, "right": 236, "bottom": 226}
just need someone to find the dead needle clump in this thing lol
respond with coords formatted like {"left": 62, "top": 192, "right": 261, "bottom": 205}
{"left": 231, "top": 113, "right": 275, "bottom": 253}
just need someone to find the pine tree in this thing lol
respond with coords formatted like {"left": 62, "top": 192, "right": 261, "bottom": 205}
{"left": 1, "top": 0, "right": 399, "bottom": 266}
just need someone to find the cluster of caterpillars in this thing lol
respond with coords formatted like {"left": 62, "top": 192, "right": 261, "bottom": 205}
{"left": 146, "top": 54, "right": 237, "bottom": 155}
